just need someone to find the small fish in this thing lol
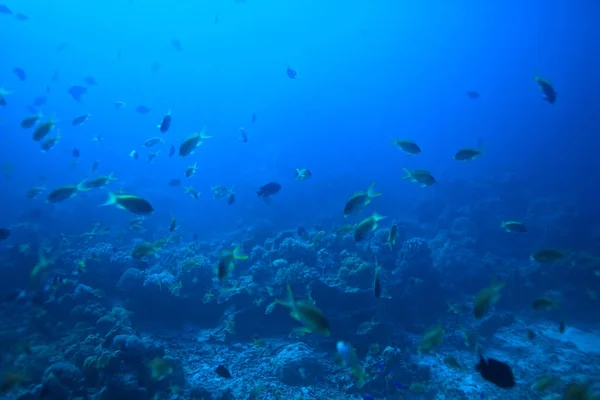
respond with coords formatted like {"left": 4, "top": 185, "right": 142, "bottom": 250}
{"left": 144, "top": 137, "right": 164, "bottom": 147}
{"left": 84, "top": 76, "right": 97, "bottom": 86}
{"left": 454, "top": 147, "right": 483, "bottom": 161}
{"left": 390, "top": 137, "right": 421, "bottom": 155}
{"left": 171, "top": 39, "right": 183, "bottom": 51}
{"left": 47, "top": 184, "right": 79, "bottom": 203}
{"left": 147, "top": 151, "right": 159, "bottom": 163}
{"left": 179, "top": 127, "right": 211, "bottom": 156}
{"left": 158, "top": 110, "right": 171, "bottom": 133}
{"left": 101, "top": 193, "right": 154, "bottom": 215}
{"left": 527, "top": 329, "right": 536, "bottom": 340}
{"left": 13, "top": 67, "right": 26, "bottom": 81}
{"left": 0, "top": 4, "right": 13, "bottom": 14}
{"left": 72, "top": 113, "right": 90, "bottom": 126}
{"left": 32, "top": 96, "right": 47, "bottom": 106}
{"left": 240, "top": 126, "right": 248, "bottom": 143}
{"left": 55, "top": 42, "right": 68, "bottom": 52}
{"left": 227, "top": 192, "right": 235, "bottom": 205}
{"left": 257, "top": 182, "right": 281, "bottom": 198}
{"left": 150, "top": 62, "right": 161, "bottom": 73}
{"left": 532, "top": 296, "right": 557, "bottom": 311}
{"left": 336, "top": 341, "right": 367, "bottom": 387}
{"left": 67, "top": 85, "right": 87, "bottom": 102}
{"left": 184, "top": 186, "right": 200, "bottom": 200}
{"left": 559, "top": 320, "right": 566, "bottom": 333}
{"left": 295, "top": 168, "right": 312, "bottom": 180}
{"left": 275, "top": 285, "right": 331, "bottom": 336}
{"left": 298, "top": 226, "right": 306, "bottom": 237}
{"left": 466, "top": 91, "right": 480, "bottom": 99}
{"left": 214, "top": 13, "right": 219, "bottom": 24}
{"left": 135, "top": 105, "right": 151, "bottom": 114}
{"left": 344, "top": 182, "right": 381, "bottom": 216}
{"left": 41, "top": 134, "right": 61, "bottom": 152}
{"left": 531, "top": 248, "right": 565, "bottom": 263}
{"left": 114, "top": 101, "right": 126, "bottom": 109}
{"left": 373, "top": 263, "right": 381, "bottom": 298}
{"left": 473, "top": 279, "right": 505, "bottom": 319}
{"left": 129, "top": 150, "right": 139, "bottom": 160}
{"left": 475, "top": 354, "right": 515, "bottom": 389}
{"left": 217, "top": 246, "right": 248, "bottom": 280}
{"left": 78, "top": 173, "right": 117, "bottom": 190}
{"left": 535, "top": 76, "right": 557, "bottom": 104}
{"left": 402, "top": 168, "right": 436, "bottom": 186}
{"left": 386, "top": 223, "right": 398, "bottom": 250}
{"left": 32, "top": 118, "right": 57, "bottom": 141}
{"left": 168, "top": 179, "right": 181, "bottom": 187}
{"left": 169, "top": 214, "right": 178, "bottom": 232}
{"left": 215, "top": 365, "right": 232, "bottom": 379}
{"left": 185, "top": 162, "right": 197, "bottom": 178}
{"left": 501, "top": 220, "right": 527, "bottom": 233}
{"left": 168, "top": 145, "right": 175, "bottom": 157}
{"left": 14, "top": 12, "right": 28, "bottom": 21}
{"left": 354, "top": 213, "right": 386, "bottom": 242}
{"left": 251, "top": 113, "right": 257, "bottom": 124}
{"left": 91, "top": 160, "right": 99, "bottom": 172}
{"left": 286, "top": 67, "right": 297, "bottom": 79}
{"left": 0, "top": 228, "right": 10, "bottom": 240}
{"left": 20, "top": 114, "right": 41, "bottom": 129}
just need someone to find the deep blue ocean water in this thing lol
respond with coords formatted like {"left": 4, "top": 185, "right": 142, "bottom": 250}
{"left": 1, "top": 1, "right": 600, "bottom": 399}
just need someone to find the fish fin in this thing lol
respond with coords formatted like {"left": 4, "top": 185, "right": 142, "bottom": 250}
{"left": 366, "top": 182, "right": 381, "bottom": 198}
{"left": 76, "top": 178, "right": 91, "bottom": 192}
{"left": 100, "top": 192, "right": 118, "bottom": 207}
{"left": 401, "top": 168, "right": 411, "bottom": 179}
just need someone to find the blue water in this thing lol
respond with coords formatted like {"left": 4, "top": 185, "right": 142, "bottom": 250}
{"left": 1, "top": 0, "right": 600, "bottom": 399}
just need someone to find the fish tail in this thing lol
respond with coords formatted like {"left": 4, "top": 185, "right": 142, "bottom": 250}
{"left": 401, "top": 168, "right": 411, "bottom": 179}
{"left": 108, "top": 172, "right": 117, "bottom": 181}
{"left": 100, "top": 192, "right": 118, "bottom": 207}
{"left": 76, "top": 178, "right": 90, "bottom": 192}
{"left": 232, "top": 246, "right": 249, "bottom": 260}
{"left": 366, "top": 182, "right": 381, "bottom": 198}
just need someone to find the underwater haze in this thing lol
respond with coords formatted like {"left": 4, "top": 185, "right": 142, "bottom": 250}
{"left": 1, "top": 0, "right": 600, "bottom": 399}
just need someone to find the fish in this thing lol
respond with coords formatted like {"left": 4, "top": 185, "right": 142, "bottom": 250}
{"left": 20, "top": 114, "right": 41, "bottom": 129}
{"left": 179, "top": 127, "right": 211, "bottom": 156}
{"left": 473, "top": 279, "right": 505, "bottom": 319}
{"left": 40, "top": 134, "right": 61, "bottom": 152}
{"left": 168, "top": 179, "right": 181, "bottom": 187}
{"left": 147, "top": 151, "right": 159, "bottom": 163}
{"left": 32, "top": 118, "right": 57, "bottom": 142}
{"left": 454, "top": 147, "right": 483, "bottom": 161}
{"left": 336, "top": 341, "right": 367, "bottom": 386}
{"left": 135, "top": 105, "right": 151, "bottom": 114}
{"left": 466, "top": 91, "right": 480, "bottom": 99}
{"left": 158, "top": 110, "right": 171, "bottom": 133}
{"left": 286, "top": 67, "right": 297, "bottom": 79}
{"left": 298, "top": 226, "right": 306, "bottom": 237}
{"left": 217, "top": 246, "right": 248, "bottom": 280}
{"left": 527, "top": 329, "right": 537, "bottom": 340}
{"left": 169, "top": 214, "right": 178, "bottom": 232}
{"left": 14, "top": 12, "right": 28, "bottom": 21}
{"left": 0, "top": 228, "right": 10, "bottom": 240}
{"left": 129, "top": 150, "right": 139, "bottom": 160}
{"left": 32, "top": 96, "right": 47, "bottom": 106}
{"left": 0, "top": 4, "right": 13, "bottom": 14}
{"left": 91, "top": 160, "right": 99, "bottom": 172}
{"left": 114, "top": 101, "right": 126, "bottom": 109}
{"left": 144, "top": 137, "right": 164, "bottom": 147}
{"left": 13, "top": 67, "right": 26, "bottom": 81}
{"left": 402, "top": 168, "right": 437, "bottom": 186}
{"left": 531, "top": 248, "right": 565, "bottom": 263}
{"left": 168, "top": 145, "right": 175, "bottom": 157}
{"left": 215, "top": 365, "right": 232, "bottom": 379}
{"left": 532, "top": 296, "right": 557, "bottom": 311}
{"left": 295, "top": 168, "right": 312, "bottom": 180}
{"left": 67, "top": 85, "right": 87, "bottom": 102}
{"left": 227, "top": 193, "right": 235, "bottom": 205}
{"left": 251, "top": 113, "right": 257, "bottom": 124}
{"left": 185, "top": 163, "right": 197, "bottom": 178}
{"left": 101, "top": 193, "right": 154, "bottom": 215}
{"left": 72, "top": 113, "right": 90, "bottom": 126}
{"left": 373, "top": 263, "right": 381, "bottom": 298}
{"left": 78, "top": 173, "right": 117, "bottom": 190}
{"left": 240, "top": 126, "right": 248, "bottom": 143}
{"left": 26, "top": 186, "right": 45, "bottom": 199}
{"left": 501, "top": 221, "right": 527, "bottom": 233}
{"left": 84, "top": 76, "right": 97, "bottom": 86}
{"left": 275, "top": 285, "right": 331, "bottom": 336}
{"left": 150, "top": 62, "right": 160, "bottom": 73}
{"left": 46, "top": 184, "right": 79, "bottom": 203}
{"left": 171, "top": 39, "right": 183, "bottom": 51}
{"left": 257, "top": 182, "right": 281, "bottom": 198}
{"left": 390, "top": 137, "right": 421, "bottom": 155}
{"left": 476, "top": 354, "right": 515, "bottom": 389}
{"left": 535, "top": 76, "right": 557, "bottom": 104}
{"left": 386, "top": 223, "right": 398, "bottom": 249}
{"left": 354, "top": 213, "right": 386, "bottom": 242}
{"left": 343, "top": 182, "right": 381, "bottom": 216}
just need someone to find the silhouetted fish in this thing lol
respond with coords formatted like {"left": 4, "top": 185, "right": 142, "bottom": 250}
{"left": 72, "top": 148, "right": 80, "bottom": 158}
{"left": 215, "top": 365, "right": 232, "bottom": 378}
{"left": 251, "top": 113, "right": 257, "bottom": 124}
{"left": 67, "top": 85, "right": 87, "bottom": 102}
{"left": 466, "top": 91, "right": 480, "bottom": 99}
{"left": 286, "top": 67, "right": 297, "bottom": 79}
{"left": 84, "top": 76, "right": 97, "bottom": 86}
{"left": 0, "top": 4, "right": 13, "bottom": 14}
{"left": 476, "top": 355, "right": 515, "bottom": 389}
{"left": 168, "top": 179, "right": 181, "bottom": 187}
{"left": 151, "top": 62, "right": 160, "bottom": 73}
{"left": 55, "top": 42, "right": 68, "bottom": 52}
{"left": 15, "top": 12, "right": 29, "bottom": 21}
{"left": 33, "top": 96, "right": 47, "bottom": 106}
{"left": 297, "top": 226, "right": 306, "bottom": 236}
{"left": 168, "top": 145, "right": 175, "bottom": 157}
{"left": 171, "top": 39, "right": 183, "bottom": 51}
{"left": 13, "top": 67, "right": 26, "bottom": 81}
{"left": 227, "top": 193, "right": 235, "bottom": 205}
{"left": 257, "top": 182, "right": 281, "bottom": 198}
{"left": 0, "top": 228, "right": 10, "bottom": 240}
{"left": 135, "top": 105, "right": 151, "bottom": 114}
